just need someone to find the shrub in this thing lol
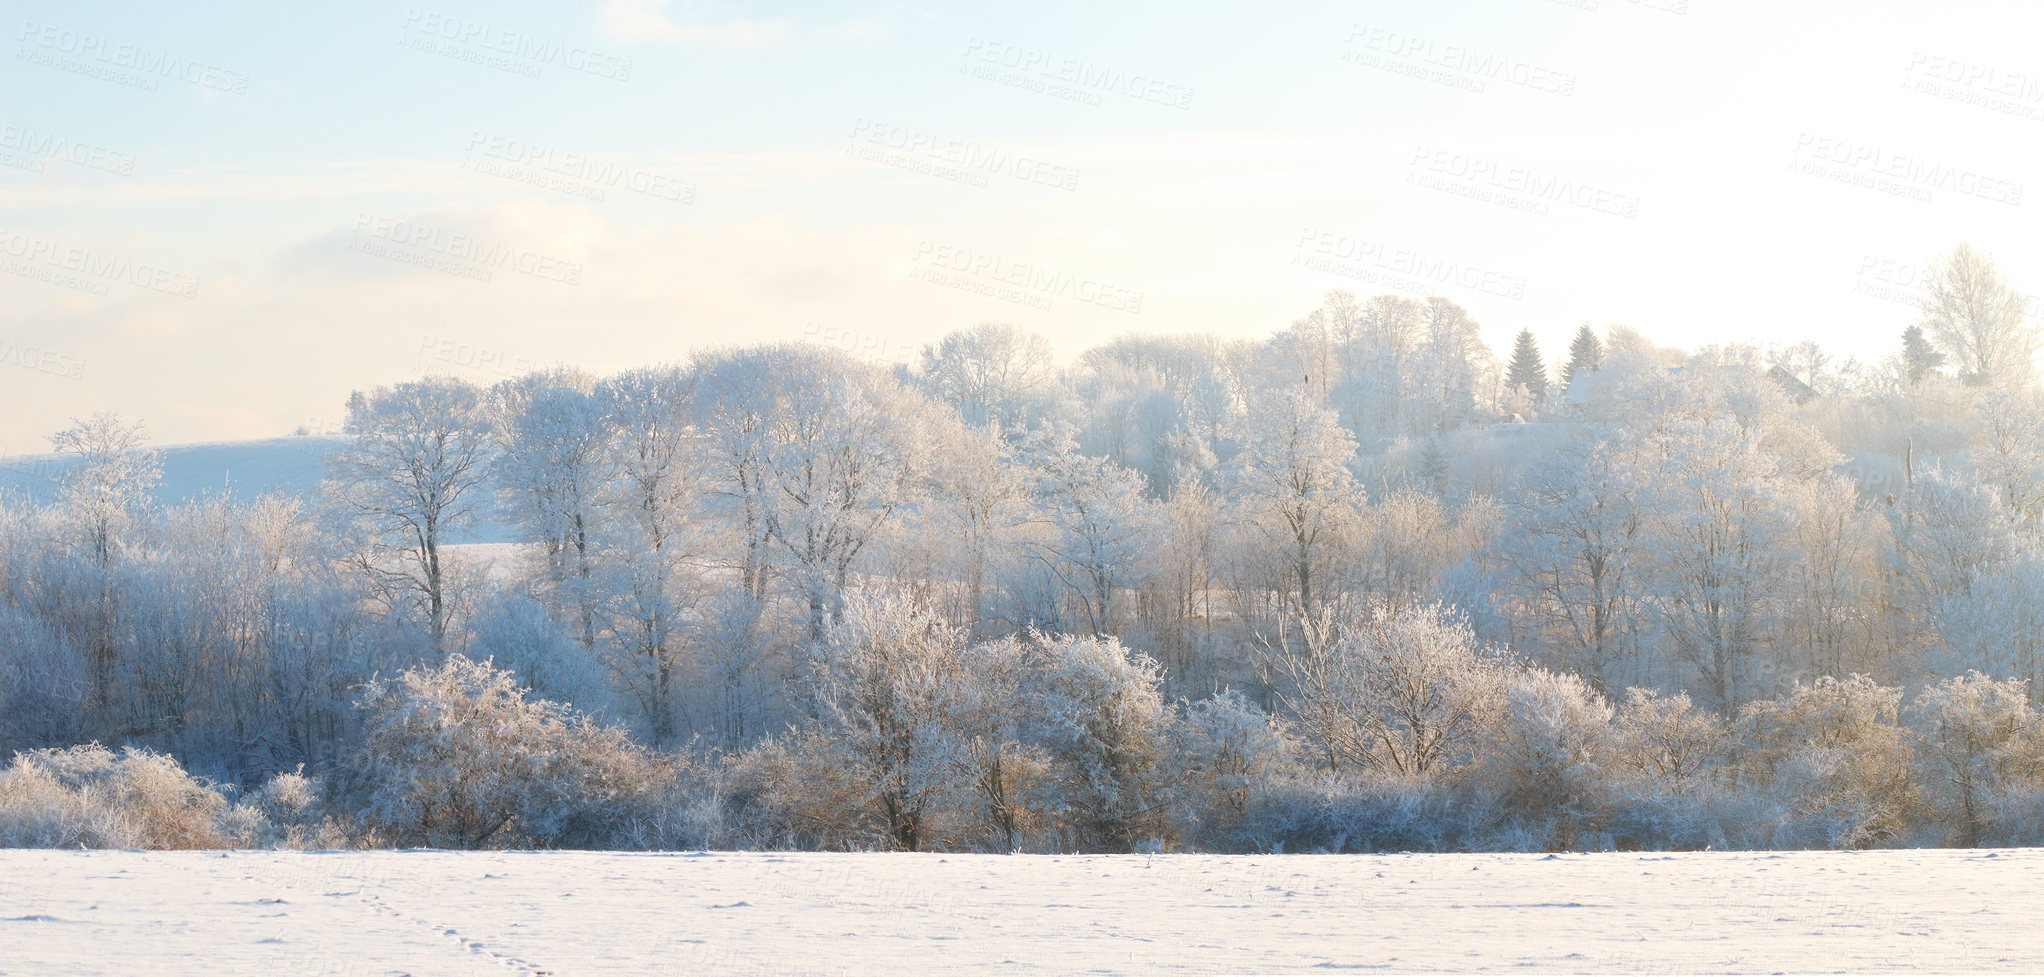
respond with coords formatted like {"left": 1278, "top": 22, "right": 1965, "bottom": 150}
{"left": 1242, "top": 772, "right": 1503, "bottom": 853}
{"left": 1266, "top": 601, "right": 1509, "bottom": 781}
{"left": 1028, "top": 634, "right": 1176, "bottom": 852}
{"left": 1598, "top": 689, "right": 1740, "bottom": 850}
{"left": 766, "top": 591, "right": 1049, "bottom": 851}
{"left": 1740, "top": 676, "right": 1919, "bottom": 848}
{"left": 721, "top": 729, "right": 883, "bottom": 850}
{"left": 0, "top": 743, "right": 253, "bottom": 849}
{"left": 1486, "top": 669, "right": 1614, "bottom": 847}
{"left": 794, "top": 591, "right": 980, "bottom": 851}
{"left": 1170, "top": 690, "right": 1295, "bottom": 848}
{"left": 236, "top": 767, "right": 348, "bottom": 850}
{"left": 1908, "top": 672, "right": 2044, "bottom": 846}
{"left": 1609, "top": 688, "right": 1730, "bottom": 788}
{"left": 337, "top": 655, "right": 680, "bottom": 849}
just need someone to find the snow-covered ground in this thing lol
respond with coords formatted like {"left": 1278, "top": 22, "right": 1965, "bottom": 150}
{"left": 0, "top": 848, "right": 2032, "bottom": 975}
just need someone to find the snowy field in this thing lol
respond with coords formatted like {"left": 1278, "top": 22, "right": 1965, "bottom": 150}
{"left": 0, "top": 849, "right": 2034, "bottom": 975}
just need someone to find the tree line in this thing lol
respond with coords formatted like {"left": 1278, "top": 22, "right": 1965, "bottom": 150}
{"left": 3, "top": 243, "right": 2043, "bottom": 852}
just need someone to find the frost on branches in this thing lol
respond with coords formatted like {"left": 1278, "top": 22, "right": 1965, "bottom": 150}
{"left": 6, "top": 268, "right": 2044, "bottom": 852}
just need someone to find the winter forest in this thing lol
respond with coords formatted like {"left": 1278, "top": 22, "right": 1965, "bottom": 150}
{"left": 7, "top": 242, "right": 2044, "bottom": 856}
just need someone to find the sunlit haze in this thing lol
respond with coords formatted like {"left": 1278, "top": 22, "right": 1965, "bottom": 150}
{"left": 4, "top": 0, "right": 2041, "bottom": 447}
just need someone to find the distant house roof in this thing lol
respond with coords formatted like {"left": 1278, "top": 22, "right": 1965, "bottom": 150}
{"left": 1765, "top": 364, "right": 1818, "bottom": 403}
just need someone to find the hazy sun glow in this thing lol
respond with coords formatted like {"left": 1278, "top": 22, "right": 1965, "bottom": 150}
{"left": 4, "top": 0, "right": 2041, "bottom": 446}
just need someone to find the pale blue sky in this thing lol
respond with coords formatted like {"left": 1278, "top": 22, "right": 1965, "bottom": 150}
{"left": 4, "top": 0, "right": 2041, "bottom": 446}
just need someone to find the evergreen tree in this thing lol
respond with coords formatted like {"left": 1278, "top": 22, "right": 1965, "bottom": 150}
{"left": 1902, "top": 324, "right": 1946, "bottom": 385}
{"left": 1506, "top": 329, "right": 1549, "bottom": 404}
{"left": 1562, "top": 323, "right": 1605, "bottom": 390}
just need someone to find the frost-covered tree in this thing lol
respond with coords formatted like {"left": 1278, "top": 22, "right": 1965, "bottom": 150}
{"left": 1622, "top": 417, "right": 1795, "bottom": 714}
{"left": 691, "top": 353, "right": 777, "bottom": 601}
{"left": 943, "top": 636, "right": 1046, "bottom": 851}
{"left": 795, "top": 590, "right": 974, "bottom": 850}
{"left": 1267, "top": 601, "right": 1509, "bottom": 778}
{"left": 1972, "top": 391, "right": 2044, "bottom": 537}
{"left": 491, "top": 370, "right": 611, "bottom": 650}
{"left": 48, "top": 413, "right": 160, "bottom": 566}
{"left": 793, "top": 590, "right": 1039, "bottom": 850}
{"left": 698, "top": 347, "right": 940, "bottom": 636}
{"left": 916, "top": 424, "right": 1031, "bottom": 636}
{"left": 325, "top": 378, "right": 492, "bottom": 650}
{"left": 1919, "top": 243, "right": 2038, "bottom": 390}
{"left": 1025, "top": 426, "right": 1163, "bottom": 634}
{"left": 1887, "top": 469, "right": 2022, "bottom": 658}
{"left": 1230, "top": 387, "right": 1363, "bottom": 614}
{"left": 1066, "top": 335, "right": 1239, "bottom": 498}
{"left": 1901, "top": 324, "right": 1946, "bottom": 386}
{"left": 1354, "top": 486, "right": 1491, "bottom": 605}
{"left": 1411, "top": 297, "right": 1497, "bottom": 437}
{"left": 597, "top": 366, "right": 710, "bottom": 743}
{"left": 1339, "top": 293, "right": 1422, "bottom": 440}
{"left": 1928, "top": 553, "right": 2044, "bottom": 688}
{"left": 1776, "top": 474, "right": 1888, "bottom": 680}
{"left": 1147, "top": 470, "right": 1223, "bottom": 680}
{"left": 918, "top": 322, "right": 1060, "bottom": 434}
{"left": 1502, "top": 442, "right": 1646, "bottom": 691}
{"left": 45, "top": 414, "right": 161, "bottom": 716}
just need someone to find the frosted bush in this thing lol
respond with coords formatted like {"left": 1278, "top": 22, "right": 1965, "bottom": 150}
{"left": 236, "top": 767, "right": 348, "bottom": 849}
{"left": 1170, "top": 690, "right": 1295, "bottom": 847}
{"left": 1028, "top": 634, "right": 1176, "bottom": 852}
{"left": 1609, "top": 688, "right": 1730, "bottom": 788}
{"left": 794, "top": 591, "right": 980, "bottom": 851}
{"left": 1485, "top": 669, "right": 1614, "bottom": 846}
{"left": 1243, "top": 772, "right": 1502, "bottom": 853}
{"left": 1600, "top": 689, "right": 1740, "bottom": 850}
{"left": 1740, "top": 676, "right": 1919, "bottom": 848}
{"left": 1267, "top": 601, "right": 1509, "bottom": 780}
{"left": 0, "top": 743, "right": 245, "bottom": 849}
{"left": 1908, "top": 672, "right": 2044, "bottom": 846}
{"left": 723, "top": 730, "right": 897, "bottom": 850}
{"left": 766, "top": 591, "right": 1050, "bottom": 851}
{"left": 337, "top": 655, "right": 680, "bottom": 849}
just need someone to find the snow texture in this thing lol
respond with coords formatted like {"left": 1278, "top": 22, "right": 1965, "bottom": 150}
{"left": 0, "top": 848, "right": 2033, "bottom": 975}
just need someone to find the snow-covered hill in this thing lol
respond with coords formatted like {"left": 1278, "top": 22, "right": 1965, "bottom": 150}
{"left": 0, "top": 848, "right": 2033, "bottom": 975}
{"left": 0, "top": 436, "right": 513, "bottom": 543}
{"left": 0, "top": 435, "right": 341, "bottom": 509}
